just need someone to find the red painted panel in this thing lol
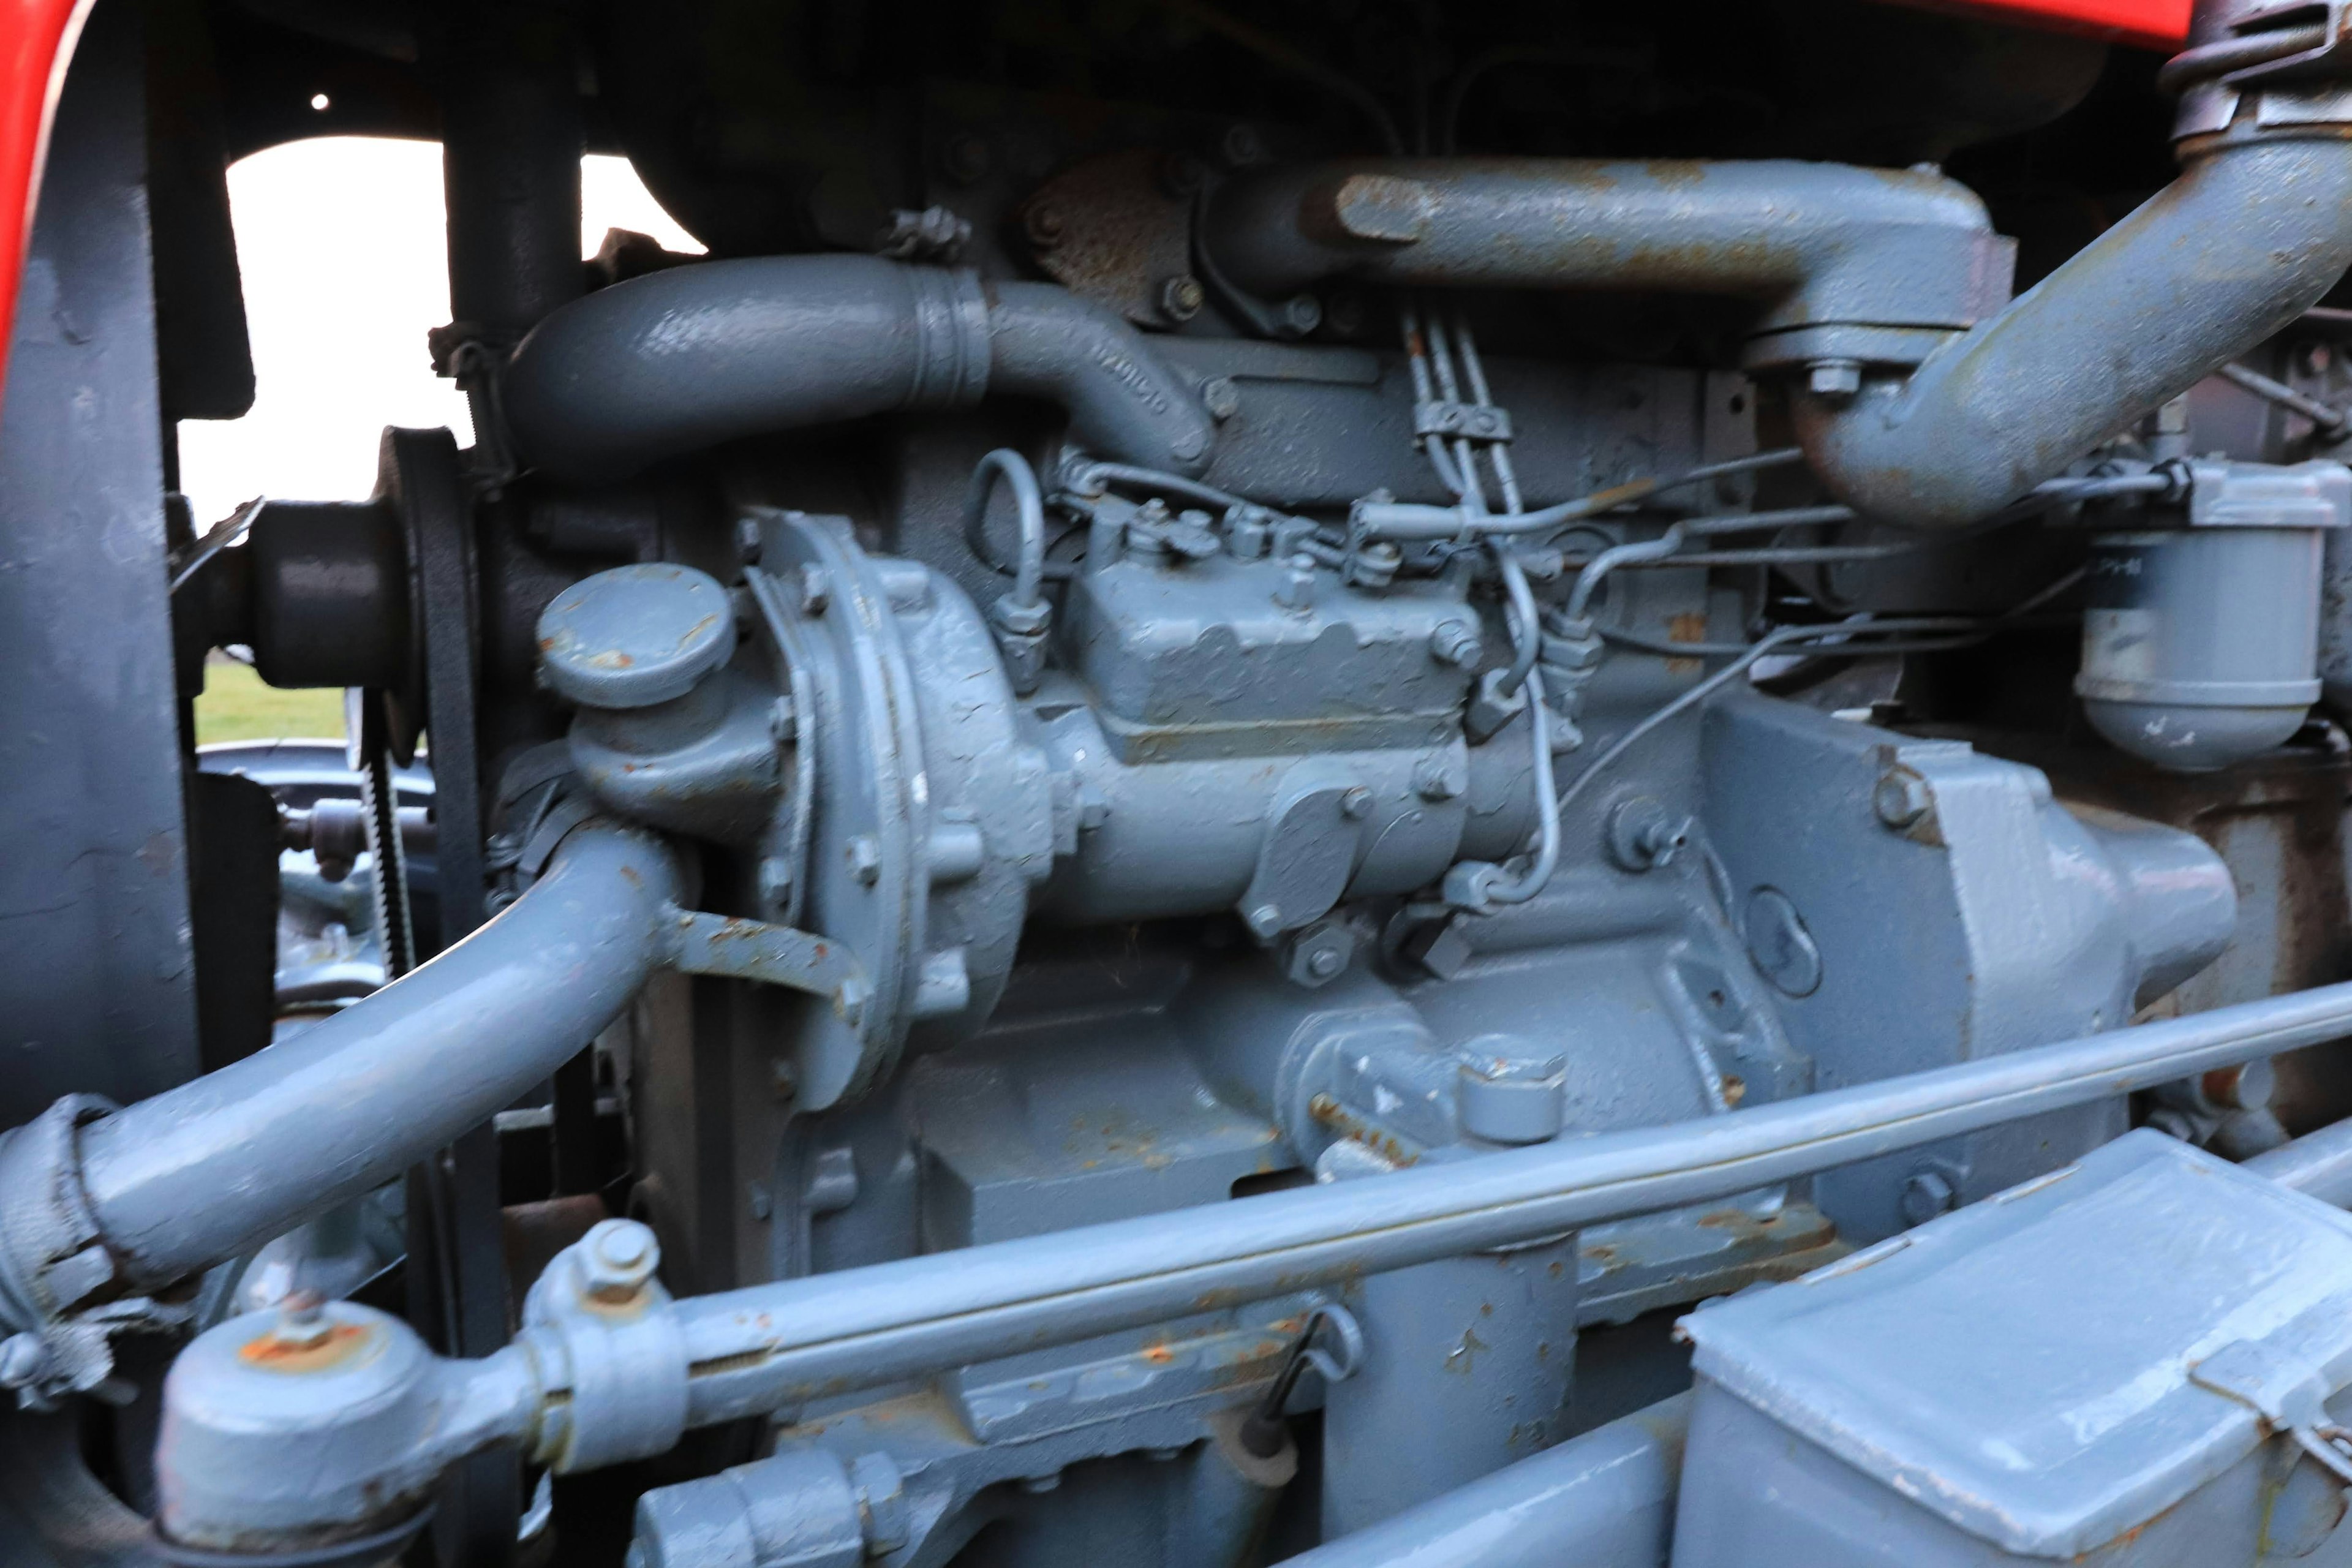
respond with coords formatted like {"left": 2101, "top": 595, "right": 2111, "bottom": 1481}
{"left": 0, "top": 0, "right": 89, "bottom": 406}
{"left": 1885, "top": 0, "right": 2190, "bottom": 50}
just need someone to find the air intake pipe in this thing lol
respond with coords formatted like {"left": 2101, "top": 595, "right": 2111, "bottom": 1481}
{"left": 500, "top": 254, "right": 1219, "bottom": 484}
{"left": 1204, "top": 3, "right": 2352, "bottom": 530}
{"left": 0, "top": 822, "right": 679, "bottom": 1355}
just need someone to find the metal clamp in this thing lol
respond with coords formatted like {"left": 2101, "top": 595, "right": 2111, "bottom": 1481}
{"left": 1414, "top": 399, "right": 1514, "bottom": 443}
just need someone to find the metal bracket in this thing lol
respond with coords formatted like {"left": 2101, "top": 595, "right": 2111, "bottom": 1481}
{"left": 1414, "top": 399, "right": 1513, "bottom": 443}
{"left": 663, "top": 908, "right": 873, "bottom": 1028}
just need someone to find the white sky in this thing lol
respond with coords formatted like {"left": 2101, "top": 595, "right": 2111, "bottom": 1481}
{"left": 175, "top": 138, "right": 704, "bottom": 528}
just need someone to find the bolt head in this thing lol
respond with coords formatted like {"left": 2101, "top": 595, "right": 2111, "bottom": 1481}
{"left": 1340, "top": 786, "right": 1373, "bottom": 820}
{"left": 1898, "top": 1169, "right": 1958, "bottom": 1227}
{"left": 272, "top": 1289, "right": 333, "bottom": 1349}
{"left": 579, "top": 1219, "right": 660, "bottom": 1302}
{"left": 1221, "top": 123, "right": 1268, "bottom": 166}
{"left": 1430, "top": 620, "right": 1483, "bottom": 670}
{"left": 1280, "top": 295, "right": 1323, "bottom": 336}
{"left": 756, "top": 858, "right": 794, "bottom": 904}
{"left": 1807, "top": 359, "right": 1863, "bottom": 401}
{"left": 798, "top": 564, "right": 830, "bottom": 616}
{"left": 848, "top": 835, "right": 882, "bottom": 887}
{"left": 1160, "top": 274, "right": 1205, "bottom": 322}
{"left": 1201, "top": 376, "right": 1242, "bottom": 422}
{"left": 1873, "top": 770, "right": 1931, "bottom": 829}
{"left": 1412, "top": 754, "right": 1461, "bottom": 802}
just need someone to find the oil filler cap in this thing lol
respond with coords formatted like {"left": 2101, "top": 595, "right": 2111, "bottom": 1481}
{"left": 538, "top": 562, "right": 736, "bottom": 710}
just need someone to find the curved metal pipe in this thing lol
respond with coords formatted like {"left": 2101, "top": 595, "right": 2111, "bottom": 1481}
{"left": 2, "top": 822, "right": 678, "bottom": 1304}
{"left": 1204, "top": 159, "right": 2001, "bottom": 345}
{"left": 1793, "top": 131, "right": 2352, "bottom": 529}
{"left": 501, "top": 255, "right": 1216, "bottom": 483}
{"left": 1273, "top": 1394, "right": 1690, "bottom": 1568}
{"left": 1211, "top": 123, "right": 2352, "bottom": 531}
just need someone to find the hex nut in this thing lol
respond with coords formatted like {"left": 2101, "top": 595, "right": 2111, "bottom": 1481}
{"left": 1281, "top": 919, "right": 1356, "bottom": 989}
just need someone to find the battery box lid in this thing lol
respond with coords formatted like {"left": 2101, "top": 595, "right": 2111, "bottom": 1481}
{"left": 1679, "top": 1130, "right": 2352, "bottom": 1558}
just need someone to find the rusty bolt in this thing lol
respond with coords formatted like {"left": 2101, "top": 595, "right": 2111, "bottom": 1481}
{"left": 272, "top": 1291, "right": 332, "bottom": 1350}
{"left": 1023, "top": 203, "right": 1066, "bottom": 251}
{"left": 1160, "top": 274, "right": 1205, "bottom": 322}
{"left": 940, "top": 132, "right": 992, "bottom": 186}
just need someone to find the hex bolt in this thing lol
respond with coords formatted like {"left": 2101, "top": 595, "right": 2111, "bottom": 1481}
{"left": 1160, "top": 274, "right": 1205, "bottom": 322}
{"left": 848, "top": 835, "right": 883, "bottom": 888}
{"left": 1308, "top": 945, "right": 1346, "bottom": 979}
{"left": 1455, "top": 1038, "right": 1569, "bottom": 1145}
{"left": 581, "top": 1219, "right": 660, "bottom": 1303}
{"left": 1275, "top": 554, "right": 1317, "bottom": 612}
{"left": 766, "top": 695, "right": 796, "bottom": 742}
{"left": 1807, "top": 358, "right": 1864, "bottom": 402}
{"left": 1246, "top": 902, "right": 1284, "bottom": 938}
{"left": 1200, "top": 376, "right": 1242, "bottom": 422}
{"left": 1340, "top": 785, "right": 1373, "bottom": 820}
{"left": 1412, "top": 754, "right": 1460, "bottom": 802}
{"left": 1281, "top": 295, "right": 1324, "bottom": 336}
{"left": 734, "top": 516, "right": 763, "bottom": 565}
{"left": 756, "top": 858, "right": 794, "bottom": 905}
{"left": 1898, "top": 1169, "right": 1958, "bottom": 1227}
{"left": 1430, "top": 620, "right": 1483, "bottom": 670}
{"left": 798, "top": 564, "right": 830, "bottom": 617}
{"left": 1023, "top": 203, "right": 1066, "bottom": 251}
{"left": 1607, "top": 797, "right": 1689, "bottom": 872}
{"left": 1873, "top": 769, "right": 1932, "bottom": 829}
{"left": 271, "top": 1290, "right": 332, "bottom": 1350}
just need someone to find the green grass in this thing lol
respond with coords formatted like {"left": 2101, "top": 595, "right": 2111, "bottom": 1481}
{"left": 195, "top": 659, "right": 345, "bottom": 745}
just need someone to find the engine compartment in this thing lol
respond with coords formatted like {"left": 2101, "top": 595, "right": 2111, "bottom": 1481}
{"left": 10, "top": 0, "right": 2352, "bottom": 1563}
